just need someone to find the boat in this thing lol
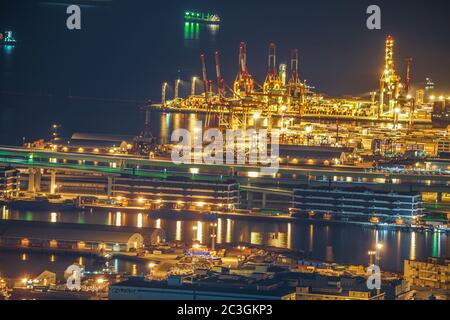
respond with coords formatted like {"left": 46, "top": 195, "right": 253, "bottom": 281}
{"left": 184, "top": 11, "right": 220, "bottom": 24}
{"left": 1, "top": 31, "right": 16, "bottom": 46}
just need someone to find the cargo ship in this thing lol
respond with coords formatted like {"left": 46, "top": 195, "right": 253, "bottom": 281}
{"left": 184, "top": 11, "right": 220, "bottom": 24}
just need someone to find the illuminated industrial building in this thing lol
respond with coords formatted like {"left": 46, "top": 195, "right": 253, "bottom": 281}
{"left": 0, "top": 167, "right": 20, "bottom": 199}
{"left": 293, "top": 187, "right": 424, "bottom": 221}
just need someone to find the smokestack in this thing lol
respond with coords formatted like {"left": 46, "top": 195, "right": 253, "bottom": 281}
{"left": 191, "top": 77, "right": 197, "bottom": 96}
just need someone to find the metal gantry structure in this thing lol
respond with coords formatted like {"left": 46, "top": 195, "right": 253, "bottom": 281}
{"left": 155, "top": 36, "right": 425, "bottom": 132}
{"left": 157, "top": 42, "right": 309, "bottom": 131}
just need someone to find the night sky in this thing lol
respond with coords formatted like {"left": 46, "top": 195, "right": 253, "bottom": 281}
{"left": 0, "top": 0, "right": 449, "bottom": 141}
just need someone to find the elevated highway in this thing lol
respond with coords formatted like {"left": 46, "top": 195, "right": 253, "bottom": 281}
{"left": 0, "top": 146, "right": 449, "bottom": 197}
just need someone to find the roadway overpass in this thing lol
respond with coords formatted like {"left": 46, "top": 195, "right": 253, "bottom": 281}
{"left": 0, "top": 146, "right": 449, "bottom": 208}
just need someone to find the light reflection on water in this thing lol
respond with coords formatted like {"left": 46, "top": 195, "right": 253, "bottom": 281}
{"left": 0, "top": 206, "right": 448, "bottom": 272}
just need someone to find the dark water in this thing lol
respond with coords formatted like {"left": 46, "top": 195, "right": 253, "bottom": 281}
{"left": 0, "top": 250, "right": 148, "bottom": 281}
{"left": 1, "top": 206, "right": 448, "bottom": 273}
{"left": 1, "top": 0, "right": 450, "bottom": 144}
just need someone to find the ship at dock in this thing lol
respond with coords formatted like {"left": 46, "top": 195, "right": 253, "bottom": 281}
{"left": 184, "top": 11, "right": 220, "bottom": 24}
{"left": 0, "top": 31, "right": 16, "bottom": 46}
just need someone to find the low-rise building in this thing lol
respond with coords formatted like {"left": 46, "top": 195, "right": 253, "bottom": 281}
{"left": 295, "top": 286, "right": 385, "bottom": 300}
{"left": 293, "top": 187, "right": 423, "bottom": 219}
{"left": 109, "top": 275, "right": 296, "bottom": 300}
{"left": 0, "top": 166, "right": 20, "bottom": 199}
{"left": 404, "top": 258, "right": 450, "bottom": 290}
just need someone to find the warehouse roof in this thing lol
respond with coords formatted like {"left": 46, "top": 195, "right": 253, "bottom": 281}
{"left": 71, "top": 133, "right": 135, "bottom": 143}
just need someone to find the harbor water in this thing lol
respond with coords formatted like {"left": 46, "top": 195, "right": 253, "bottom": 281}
{"left": 0, "top": 206, "right": 448, "bottom": 275}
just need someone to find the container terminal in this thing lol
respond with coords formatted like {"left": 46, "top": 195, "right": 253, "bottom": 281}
{"left": 0, "top": 37, "right": 449, "bottom": 231}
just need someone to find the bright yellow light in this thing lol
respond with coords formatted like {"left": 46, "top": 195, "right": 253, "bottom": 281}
{"left": 305, "top": 125, "right": 313, "bottom": 134}
{"left": 439, "top": 96, "right": 445, "bottom": 101}
{"left": 247, "top": 171, "right": 259, "bottom": 178}
{"left": 253, "top": 112, "right": 261, "bottom": 119}
{"left": 148, "top": 262, "right": 156, "bottom": 268}
{"left": 96, "top": 278, "right": 105, "bottom": 284}
{"left": 62, "top": 147, "right": 68, "bottom": 152}
{"left": 196, "top": 201, "right": 205, "bottom": 207}
{"left": 376, "top": 243, "right": 384, "bottom": 250}
{"left": 430, "top": 95, "right": 435, "bottom": 100}
{"left": 155, "top": 199, "right": 162, "bottom": 204}
{"left": 189, "top": 167, "right": 199, "bottom": 175}
{"left": 77, "top": 147, "right": 84, "bottom": 153}
{"left": 93, "top": 148, "right": 99, "bottom": 153}
{"left": 280, "top": 105, "right": 287, "bottom": 112}
{"left": 137, "top": 197, "right": 145, "bottom": 203}
{"left": 116, "top": 196, "right": 123, "bottom": 201}
{"left": 406, "top": 94, "right": 412, "bottom": 99}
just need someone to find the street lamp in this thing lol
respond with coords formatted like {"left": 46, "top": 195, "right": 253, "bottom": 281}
{"left": 368, "top": 250, "right": 376, "bottom": 266}
{"left": 375, "top": 243, "right": 383, "bottom": 266}
{"left": 210, "top": 222, "right": 217, "bottom": 251}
